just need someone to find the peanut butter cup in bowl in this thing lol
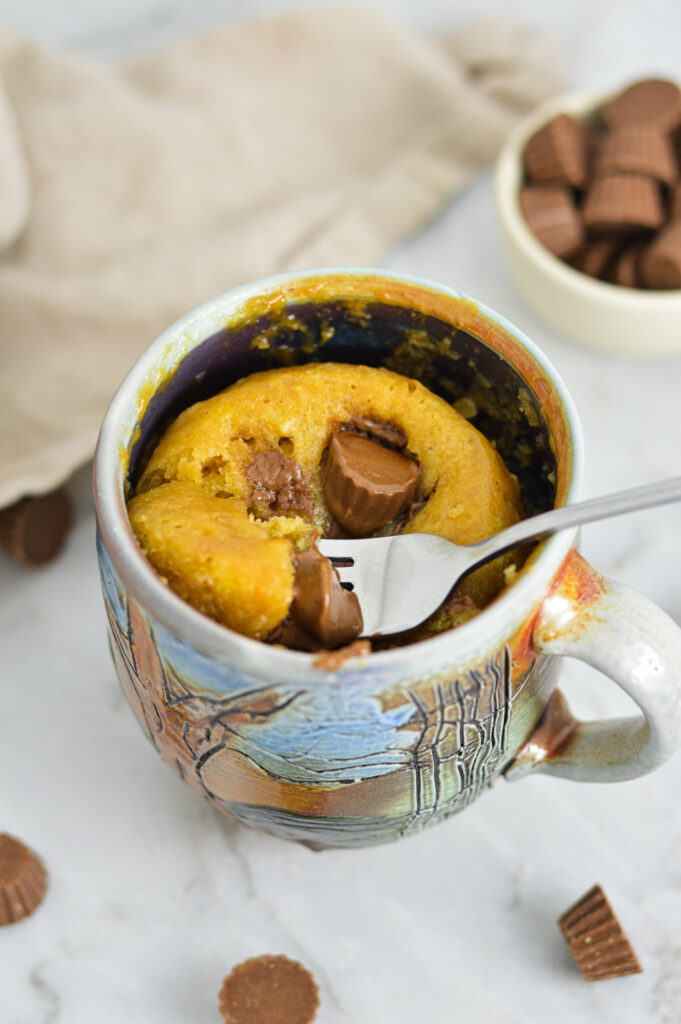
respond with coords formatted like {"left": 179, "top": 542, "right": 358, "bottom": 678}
{"left": 495, "top": 79, "right": 681, "bottom": 356}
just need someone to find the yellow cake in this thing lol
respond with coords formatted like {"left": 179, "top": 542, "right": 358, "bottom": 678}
{"left": 128, "top": 363, "right": 523, "bottom": 646}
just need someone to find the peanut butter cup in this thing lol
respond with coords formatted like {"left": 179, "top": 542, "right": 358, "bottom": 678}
{"left": 0, "top": 487, "right": 74, "bottom": 567}
{"left": 670, "top": 183, "right": 681, "bottom": 222}
{"left": 321, "top": 432, "right": 420, "bottom": 537}
{"left": 290, "top": 546, "right": 363, "bottom": 648}
{"left": 522, "top": 113, "right": 587, "bottom": 187}
{"left": 639, "top": 221, "right": 681, "bottom": 289}
{"left": 246, "top": 451, "right": 314, "bottom": 516}
{"left": 520, "top": 186, "right": 583, "bottom": 258}
{"left": 0, "top": 834, "right": 48, "bottom": 926}
{"left": 344, "top": 416, "right": 408, "bottom": 449}
{"left": 594, "top": 125, "right": 677, "bottom": 185}
{"left": 570, "top": 238, "right": 621, "bottom": 279}
{"left": 603, "top": 78, "right": 681, "bottom": 133}
{"left": 609, "top": 241, "right": 645, "bottom": 288}
{"left": 218, "top": 954, "right": 320, "bottom": 1024}
{"left": 558, "top": 884, "right": 642, "bottom": 981}
{"left": 582, "top": 173, "right": 663, "bottom": 234}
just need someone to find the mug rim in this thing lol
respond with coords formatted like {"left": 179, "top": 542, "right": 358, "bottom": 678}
{"left": 94, "top": 267, "right": 584, "bottom": 683}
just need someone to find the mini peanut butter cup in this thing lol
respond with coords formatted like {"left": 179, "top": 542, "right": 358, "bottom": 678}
{"left": 291, "top": 546, "right": 362, "bottom": 649}
{"left": 639, "top": 220, "right": 681, "bottom": 289}
{"left": 603, "top": 78, "right": 681, "bottom": 133}
{"left": 219, "top": 954, "right": 320, "bottom": 1024}
{"left": 520, "top": 186, "right": 583, "bottom": 258}
{"left": 522, "top": 113, "right": 587, "bottom": 187}
{"left": 582, "top": 173, "right": 664, "bottom": 234}
{"left": 321, "top": 432, "right": 419, "bottom": 537}
{"left": 0, "top": 834, "right": 48, "bottom": 926}
{"left": 558, "top": 884, "right": 642, "bottom": 981}
{"left": 570, "top": 238, "right": 621, "bottom": 279}
{"left": 609, "top": 241, "right": 646, "bottom": 288}
{"left": 0, "top": 487, "right": 74, "bottom": 567}
{"left": 344, "top": 416, "right": 407, "bottom": 449}
{"left": 594, "top": 124, "right": 678, "bottom": 185}
{"left": 669, "top": 182, "right": 681, "bottom": 222}
{"left": 245, "top": 451, "right": 314, "bottom": 517}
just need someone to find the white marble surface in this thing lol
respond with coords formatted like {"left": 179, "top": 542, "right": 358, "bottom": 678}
{"left": 2, "top": 2, "right": 681, "bottom": 1022}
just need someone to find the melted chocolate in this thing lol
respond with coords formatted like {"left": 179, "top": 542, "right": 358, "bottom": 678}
{"left": 245, "top": 451, "right": 314, "bottom": 516}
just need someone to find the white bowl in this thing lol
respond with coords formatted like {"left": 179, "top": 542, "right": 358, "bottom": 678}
{"left": 494, "top": 89, "right": 681, "bottom": 357}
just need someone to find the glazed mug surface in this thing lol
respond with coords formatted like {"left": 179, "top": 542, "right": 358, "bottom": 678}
{"left": 94, "top": 269, "right": 681, "bottom": 848}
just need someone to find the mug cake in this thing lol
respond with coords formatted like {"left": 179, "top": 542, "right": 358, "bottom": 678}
{"left": 127, "top": 362, "right": 525, "bottom": 652}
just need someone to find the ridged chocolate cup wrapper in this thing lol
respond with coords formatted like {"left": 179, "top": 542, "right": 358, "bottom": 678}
{"left": 594, "top": 125, "right": 678, "bottom": 185}
{"left": 640, "top": 221, "right": 681, "bottom": 289}
{"left": 570, "top": 238, "right": 621, "bottom": 279}
{"left": 520, "top": 185, "right": 583, "bottom": 258}
{"left": 582, "top": 173, "right": 664, "bottom": 234}
{"left": 0, "top": 486, "right": 74, "bottom": 567}
{"left": 670, "top": 182, "right": 681, "bottom": 222}
{"left": 0, "top": 834, "right": 48, "bottom": 926}
{"left": 522, "top": 113, "right": 587, "bottom": 187}
{"left": 219, "top": 955, "right": 320, "bottom": 1024}
{"left": 609, "top": 241, "right": 646, "bottom": 288}
{"left": 558, "top": 884, "right": 643, "bottom": 981}
{"left": 290, "top": 546, "right": 363, "bottom": 649}
{"left": 603, "top": 78, "right": 681, "bottom": 133}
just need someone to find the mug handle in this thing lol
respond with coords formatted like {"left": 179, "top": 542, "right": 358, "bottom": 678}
{"left": 505, "top": 550, "right": 681, "bottom": 782}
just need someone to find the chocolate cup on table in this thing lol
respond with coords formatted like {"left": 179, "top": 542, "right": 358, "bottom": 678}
{"left": 0, "top": 834, "right": 48, "bottom": 926}
{"left": 0, "top": 487, "right": 74, "bottom": 567}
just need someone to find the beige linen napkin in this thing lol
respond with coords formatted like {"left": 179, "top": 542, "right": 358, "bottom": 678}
{"left": 0, "top": 7, "right": 564, "bottom": 508}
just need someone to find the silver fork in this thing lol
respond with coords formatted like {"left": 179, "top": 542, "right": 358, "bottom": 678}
{"left": 318, "top": 476, "right": 681, "bottom": 637}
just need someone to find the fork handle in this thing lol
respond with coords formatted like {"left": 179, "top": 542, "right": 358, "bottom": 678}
{"left": 470, "top": 475, "right": 681, "bottom": 566}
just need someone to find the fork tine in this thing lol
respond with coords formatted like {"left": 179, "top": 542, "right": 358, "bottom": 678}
{"left": 319, "top": 537, "right": 396, "bottom": 634}
{"left": 326, "top": 555, "right": 354, "bottom": 568}
{"left": 319, "top": 534, "right": 460, "bottom": 637}
{"left": 320, "top": 542, "right": 355, "bottom": 587}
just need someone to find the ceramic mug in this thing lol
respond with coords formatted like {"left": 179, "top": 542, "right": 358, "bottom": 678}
{"left": 94, "top": 269, "right": 681, "bottom": 849}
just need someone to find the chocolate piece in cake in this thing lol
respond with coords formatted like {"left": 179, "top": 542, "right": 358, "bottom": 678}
{"left": 558, "top": 884, "right": 643, "bottom": 981}
{"left": 345, "top": 416, "right": 408, "bottom": 449}
{"left": 245, "top": 451, "right": 314, "bottom": 517}
{"left": 290, "top": 546, "right": 362, "bottom": 648}
{"left": 639, "top": 221, "right": 681, "bottom": 289}
{"left": 0, "top": 834, "right": 48, "bottom": 926}
{"left": 322, "top": 432, "right": 419, "bottom": 537}
{"left": 219, "top": 954, "right": 320, "bottom": 1024}
{"left": 522, "top": 113, "right": 587, "bottom": 187}
{"left": 582, "top": 173, "right": 664, "bottom": 234}
{"left": 0, "top": 487, "right": 74, "bottom": 567}
{"left": 520, "top": 185, "right": 583, "bottom": 258}
{"left": 603, "top": 78, "right": 681, "bottom": 134}
{"left": 594, "top": 125, "right": 678, "bottom": 185}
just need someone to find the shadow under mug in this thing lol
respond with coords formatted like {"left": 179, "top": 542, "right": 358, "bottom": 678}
{"left": 94, "top": 269, "right": 681, "bottom": 848}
